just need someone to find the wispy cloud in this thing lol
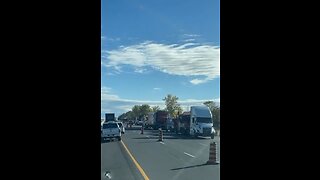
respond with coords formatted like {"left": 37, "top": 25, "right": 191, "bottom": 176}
{"left": 153, "top": 87, "right": 161, "bottom": 90}
{"left": 183, "top": 34, "right": 201, "bottom": 38}
{"left": 190, "top": 78, "right": 211, "bottom": 85}
{"left": 102, "top": 41, "right": 220, "bottom": 85}
{"left": 101, "top": 87, "right": 119, "bottom": 101}
{"left": 183, "top": 38, "right": 196, "bottom": 42}
{"left": 103, "top": 37, "right": 121, "bottom": 42}
{"left": 134, "top": 68, "right": 147, "bottom": 73}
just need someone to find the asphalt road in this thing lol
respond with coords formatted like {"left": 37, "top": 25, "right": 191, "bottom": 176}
{"left": 101, "top": 138, "right": 144, "bottom": 180}
{"left": 121, "top": 128, "right": 220, "bottom": 180}
{"left": 101, "top": 125, "right": 220, "bottom": 180}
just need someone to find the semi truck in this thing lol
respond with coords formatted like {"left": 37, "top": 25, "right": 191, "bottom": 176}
{"left": 177, "top": 111, "right": 191, "bottom": 135}
{"left": 177, "top": 106, "right": 215, "bottom": 139}
{"left": 190, "top": 106, "right": 215, "bottom": 138}
{"left": 153, "top": 110, "right": 169, "bottom": 130}
{"left": 105, "top": 113, "right": 115, "bottom": 122}
{"left": 145, "top": 112, "right": 155, "bottom": 129}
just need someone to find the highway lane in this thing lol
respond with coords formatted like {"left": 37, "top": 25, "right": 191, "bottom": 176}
{"left": 101, "top": 139, "right": 144, "bottom": 180}
{"left": 122, "top": 128, "right": 220, "bottom": 180}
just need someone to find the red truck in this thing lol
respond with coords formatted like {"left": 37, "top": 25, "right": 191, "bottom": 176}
{"left": 153, "top": 110, "right": 168, "bottom": 130}
{"left": 177, "top": 111, "right": 191, "bottom": 135}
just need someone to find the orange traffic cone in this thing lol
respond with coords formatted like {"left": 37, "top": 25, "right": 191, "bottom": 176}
{"left": 207, "top": 142, "right": 219, "bottom": 165}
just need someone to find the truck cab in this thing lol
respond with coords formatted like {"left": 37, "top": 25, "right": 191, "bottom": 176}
{"left": 189, "top": 106, "right": 215, "bottom": 139}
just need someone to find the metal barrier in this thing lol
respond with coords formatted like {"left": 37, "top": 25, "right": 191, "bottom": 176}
{"left": 206, "top": 142, "right": 219, "bottom": 165}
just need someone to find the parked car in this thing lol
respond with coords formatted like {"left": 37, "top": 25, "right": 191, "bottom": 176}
{"left": 101, "top": 121, "right": 121, "bottom": 141}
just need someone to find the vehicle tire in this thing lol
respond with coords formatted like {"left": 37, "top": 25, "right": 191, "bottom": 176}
{"left": 193, "top": 130, "right": 197, "bottom": 138}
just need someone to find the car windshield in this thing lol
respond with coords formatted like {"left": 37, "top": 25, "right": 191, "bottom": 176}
{"left": 197, "top": 117, "right": 212, "bottom": 123}
{"left": 103, "top": 123, "right": 118, "bottom": 129}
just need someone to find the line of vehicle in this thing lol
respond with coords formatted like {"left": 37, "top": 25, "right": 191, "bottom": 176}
{"left": 120, "top": 141, "right": 150, "bottom": 180}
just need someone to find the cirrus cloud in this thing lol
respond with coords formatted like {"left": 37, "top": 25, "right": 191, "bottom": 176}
{"left": 102, "top": 41, "right": 220, "bottom": 85}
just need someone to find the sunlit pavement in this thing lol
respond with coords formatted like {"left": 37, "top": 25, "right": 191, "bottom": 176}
{"left": 121, "top": 128, "right": 220, "bottom": 180}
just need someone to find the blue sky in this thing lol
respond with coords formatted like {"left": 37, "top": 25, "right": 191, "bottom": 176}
{"left": 101, "top": 0, "right": 220, "bottom": 118}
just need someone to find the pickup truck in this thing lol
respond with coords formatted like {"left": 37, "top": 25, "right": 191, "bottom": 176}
{"left": 101, "top": 121, "right": 122, "bottom": 141}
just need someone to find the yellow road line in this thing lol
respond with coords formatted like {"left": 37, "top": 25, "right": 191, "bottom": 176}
{"left": 120, "top": 141, "right": 150, "bottom": 180}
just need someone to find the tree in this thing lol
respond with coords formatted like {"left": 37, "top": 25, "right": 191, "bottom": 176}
{"left": 203, "top": 101, "right": 220, "bottom": 128}
{"left": 139, "top": 104, "right": 152, "bottom": 118}
{"left": 152, "top": 106, "right": 160, "bottom": 112}
{"left": 132, "top": 105, "right": 141, "bottom": 120}
{"left": 126, "top": 111, "right": 135, "bottom": 120}
{"left": 118, "top": 113, "right": 126, "bottom": 121}
{"left": 163, "top": 94, "right": 182, "bottom": 118}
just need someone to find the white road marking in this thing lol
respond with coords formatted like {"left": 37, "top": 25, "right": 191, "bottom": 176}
{"left": 184, "top": 152, "right": 195, "bottom": 158}
{"left": 159, "top": 142, "right": 165, "bottom": 145}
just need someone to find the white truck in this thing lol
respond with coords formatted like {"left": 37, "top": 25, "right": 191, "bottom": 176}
{"left": 189, "top": 106, "right": 215, "bottom": 139}
{"left": 101, "top": 121, "right": 122, "bottom": 141}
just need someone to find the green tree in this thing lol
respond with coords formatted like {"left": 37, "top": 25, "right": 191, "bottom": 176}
{"left": 132, "top": 105, "right": 141, "bottom": 120}
{"left": 175, "top": 106, "right": 183, "bottom": 117}
{"left": 163, "top": 94, "right": 182, "bottom": 118}
{"left": 140, "top": 104, "right": 152, "bottom": 118}
{"left": 152, "top": 106, "right": 160, "bottom": 112}
{"left": 126, "top": 111, "right": 135, "bottom": 120}
{"left": 118, "top": 113, "right": 126, "bottom": 121}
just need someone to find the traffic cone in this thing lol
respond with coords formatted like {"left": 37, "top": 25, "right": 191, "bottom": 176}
{"left": 206, "top": 142, "right": 219, "bottom": 165}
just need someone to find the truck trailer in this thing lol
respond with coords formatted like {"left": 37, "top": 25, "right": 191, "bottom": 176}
{"left": 153, "top": 110, "right": 168, "bottom": 130}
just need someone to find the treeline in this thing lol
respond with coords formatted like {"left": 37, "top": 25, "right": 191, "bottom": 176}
{"left": 118, "top": 94, "right": 220, "bottom": 128}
